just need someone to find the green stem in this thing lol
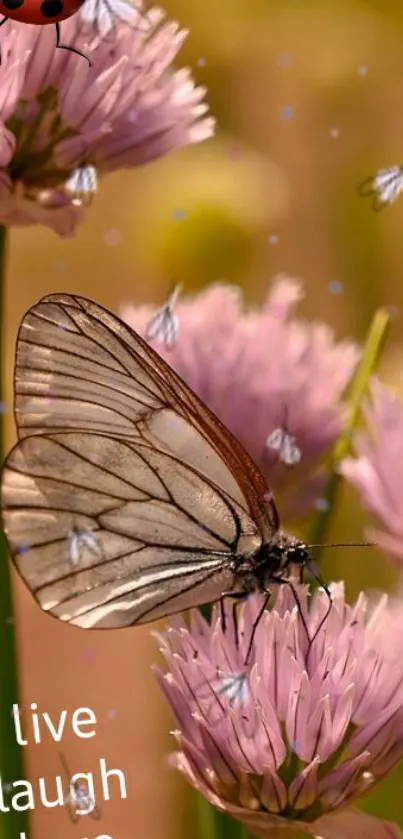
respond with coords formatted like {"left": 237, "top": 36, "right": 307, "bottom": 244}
{"left": 196, "top": 795, "right": 221, "bottom": 839}
{"left": 0, "top": 226, "right": 28, "bottom": 839}
{"left": 196, "top": 795, "right": 252, "bottom": 839}
{"left": 308, "top": 307, "right": 391, "bottom": 554}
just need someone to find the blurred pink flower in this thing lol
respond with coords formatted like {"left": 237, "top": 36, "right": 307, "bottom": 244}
{"left": 341, "top": 379, "right": 403, "bottom": 562}
{"left": 155, "top": 584, "right": 403, "bottom": 839}
{"left": 368, "top": 588, "right": 403, "bottom": 665}
{"left": 0, "top": 7, "right": 214, "bottom": 236}
{"left": 121, "top": 279, "right": 359, "bottom": 520}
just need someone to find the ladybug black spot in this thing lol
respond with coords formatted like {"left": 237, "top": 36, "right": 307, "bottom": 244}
{"left": 2, "top": 0, "right": 23, "bottom": 9}
{"left": 40, "top": 0, "right": 63, "bottom": 17}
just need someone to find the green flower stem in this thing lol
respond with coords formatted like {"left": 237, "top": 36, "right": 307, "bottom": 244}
{"left": 196, "top": 796, "right": 251, "bottom": 839}
{"left": 308, "top": 307, "right": 391, "bottom": 553}
{"left": 0, "top": 225, "right": 28, "bottom": 839}
{"left": 196, "top": 796, "right": 221, "bottom": 839}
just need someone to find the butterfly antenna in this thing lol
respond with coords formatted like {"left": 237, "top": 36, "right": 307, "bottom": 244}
{"left": 260, "top": 578, "right": 312, "bottom": 653}
{"left": 303, "top": 542, "right": 375, "bottom": 659}
{"left": 58, "top": 751, "right": 71, "bottom": 780}
{"left": 281, "top": 579, "right": 311, "bottom": 644}
{"left": 309, "top": 541, "right": 375, "bottom": 549}
{"left": 301, "top": 557, "right": 332, "bottom": 661}
{"left": 357, "top": 175, "right": 377, "bottom": 198}
{"left": 306, "top": 543, "right": 374, "bottom": 649}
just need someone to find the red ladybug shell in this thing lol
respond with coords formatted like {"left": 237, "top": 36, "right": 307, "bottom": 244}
{"left": 0, "top": 0, "right": 85, "bottom": 25}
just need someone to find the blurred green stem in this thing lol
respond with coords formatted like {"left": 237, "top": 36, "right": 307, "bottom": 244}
{"left": 196, "top": 796, "right": 251, "bottom": 839}
{"left": 196, "top": 795, "right": 220, "bottom": 839}
{"left": 308, "top": 307, "right": 390, "bottom": 554}
{"left": 0, "top": 225, "right": 27, "bottom": 838}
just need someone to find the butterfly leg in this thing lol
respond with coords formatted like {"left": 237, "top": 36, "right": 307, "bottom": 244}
{"left": 372, "top": 195, "right": 388, "bottom": 212}
{"left": 269, "top": 575, "right": 310, "bottom": 638}
{"left": 64, "top": 792, "right": 79, "bottom": 824}
{"left": 357, "top": 175, "right": 376, "bottom": 198}
{"left": 54, "top": 22, "right": 92, "bottom": 65}
{"left": 271, "top": 573, "right": 333, "bottom": 662}
{"left": 244, "top": 591, "right": 271, "bottom": 665}
{"left": 219, "top": 590, "right": 247, "bottom": 641}
{"left": 0, "top": 17, "right": 8, "bottom": 65}
{"left": 90, "top": 803, "right": 101, "bottom": 820}
{"left": 231, "top": 596, "right": 246, "bottom": 650}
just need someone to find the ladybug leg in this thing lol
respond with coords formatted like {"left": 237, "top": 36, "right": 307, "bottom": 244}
{"left": 0, "top": 16, "right": 9, "bottom": 66}
{"left": 54, "top": 22, "right": 92, "bottom": 66}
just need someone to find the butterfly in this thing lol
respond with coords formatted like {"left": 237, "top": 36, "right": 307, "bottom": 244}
{"left": 58, "top": 753, "right": 101, "bottom": 823}
{"left": 357, "top": 165, "right": 403, "bottom": 211}
{"left": 0, "top": 294, "right": 327, "bottom": 663}
{"left": 266, "top": 427, "right": 301, "bottom": 467}
{"left": 80, "top": 0, "right": 146, "bottom": 38}
{"left": 145, "top": 284, "right": 182, "bottom": 350}
{"left": 64, "top": 165, "right": 98, "bottom": 208}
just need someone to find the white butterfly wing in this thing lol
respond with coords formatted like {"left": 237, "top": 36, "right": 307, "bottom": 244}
{"left": 1, "top": 294, "right": 280, "bottom": 627}
{"left": 13, "top": 294, "right": 278, "bottom": 537}
{"left": 80, "top": 0, "right": 136, "bottom": 36}
{"left": 1, "top": 427, "right": 261, "bottom": 628}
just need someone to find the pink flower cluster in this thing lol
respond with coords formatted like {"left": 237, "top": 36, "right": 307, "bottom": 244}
{"left": 155, "top": 585, "right": 403, "bottom": 839}
{"left": 122, "top": 279, "right": 359, "bottom": 520}
{"left": 0, "top": 7, "right": 213, "bottom": 235}
{"left": 342, "top": 379, "right": 403, "bottom": 563}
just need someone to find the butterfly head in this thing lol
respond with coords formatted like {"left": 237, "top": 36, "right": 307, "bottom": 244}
{"left": 258, "top": 531, "right": 330, "bottom": 600}
{"left": 267, "top": 531, "right": 312, "bottom": 577}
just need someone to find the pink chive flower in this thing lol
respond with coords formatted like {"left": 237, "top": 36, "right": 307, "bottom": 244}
{"left": 0, "top": 7, "right": 214, "bottom": 236}
{"left": 341, "top": 379, "right": 403, "bottom": 563}
{"left": 154, "top": 584, "right": 403, "bottom": 839}
{"left": 121, "top": 279, "right": 360, "bottom": 519}
{"left": 368, "top": 588, "right": 403, "bottom": 666}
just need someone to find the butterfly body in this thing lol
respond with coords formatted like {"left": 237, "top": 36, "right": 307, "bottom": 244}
{"left": 230, "top": 531, "right": 309, "bottom": 595}
{"left": 58, "top": 753, "right": 100, "bottom": 823}
{"left": 1, "top": 294, "right": 314, "bottom": 633}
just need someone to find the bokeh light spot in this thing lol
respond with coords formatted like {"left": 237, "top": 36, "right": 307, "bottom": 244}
{"left": 276, "top": 53, "right": 293, "bottom": 68}
{"left": 104, "top": 228, "right": 122, "bottom": 246}
{"left": 328, "top": 281, "right": 343, "bottom": 294}
{"left": 281, "top": 105, "right": 294, "bottom": 120}
{"left": 83, "top": 648, "right": 96, "bottom": 664}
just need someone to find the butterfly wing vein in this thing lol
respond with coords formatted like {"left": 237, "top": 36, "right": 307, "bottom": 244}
{"left": 1, "top": 294, "right": 279, "bottom": 629}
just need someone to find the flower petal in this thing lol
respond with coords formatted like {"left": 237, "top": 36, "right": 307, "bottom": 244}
{"left": 307, "top": 808, "right": 403, "bottom": 839}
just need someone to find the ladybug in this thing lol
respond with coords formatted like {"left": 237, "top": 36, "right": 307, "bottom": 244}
{"left": 0, "top": 0, "right": 91, "bottom": 64}
{"left": 0, "top": 0, "right": 141, "bottom": 64}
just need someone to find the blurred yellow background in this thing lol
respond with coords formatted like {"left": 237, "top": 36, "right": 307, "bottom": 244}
{"left": 4, "top": 0, "right": 403, "bottom": 837}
